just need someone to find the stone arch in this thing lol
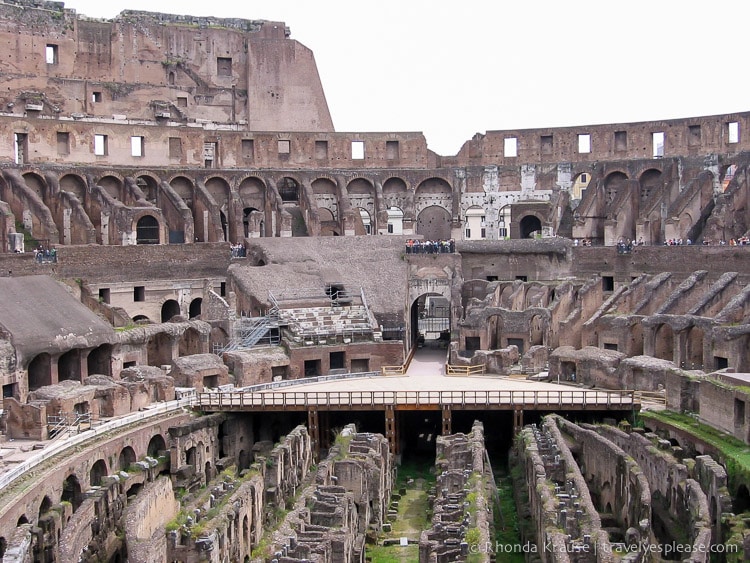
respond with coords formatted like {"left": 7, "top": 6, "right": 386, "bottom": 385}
{"left": 189, "top": 298, "right": 202, "bottom": 319}
{"left": 410, "top": 292, "right": 451, "bottom": 346}
{"left": 87, "top": 344, "right": 112, "bottom": 377}
{"left": 38, "top": 495, "right": 53, "bottom": 520}
{"left": 603, "top": 171, "right": 628, "bottom": 208}
{"left": 58, "top": 349, "right": 82, "bottom": 382}
{"left": 416, "top": 205, "right": 451, "bottom": 240}
{"left": 161, "top": 299, "right": 181, "bottom": 322}
{"left": 133, "top": 315, "right": 151, "bottom": 324}
{"left": 16, "top": 515, "right": 28, "bottom": 526}
{"left": 179, "top": 326, "right": 203, "bottom": 356}
{"left": 383, "top": 177, "right": 409, "bottom": 214}
{"left": 89, "top": 458, "right": 108, "bottom": 486}
{"left": 734, "top": 484, "right": 750, "bottom": 513}
{"left": 519, "top": 215, "right": 542, "bottom": 238}
{"left": 61, "top": 473, "right": 83, "bottom": 512}
{"left": 243, "top": 207, "right": 262, "bottom": 237}
{"left": 277, "top": 177, "right": 299, "bottom": 203}
{"left": 119, "top": 446, "right": 137, "bottom": 470}
{"left": 147, "top": 332, "right": 173, "bottom": 367}
{"left": 170, "top": 176, "right": 194, "bottom": 208}
{"left": 22, "top": 172, "right": 47, "bottom": 201}
{"left": 357, "top": 207, "right": 373, "bottom": 235}
{"left": 147, "top": 434, "right": 167, "bottom": 458}
{"left": 210, "top": 327, "right": 229, "bottom": 353}
{"left": 318, "top": 207, "right": 339, "bottom": 236}
{"left": 135, "top": 214, "right": 160, "bottom": 244}
{"left": 59, "top": 173, "right": 87, "bottom": 202}
{"left": 205, "top": 176, "right": 230, "bottom": 208}
{"left": 654, "top": 324, "right": 674, "bottom": 362}
{"left": 28, "top": 353, "right": 52, "bottom": 391}
{"left": 238, "top": 177, "right": 266, "bottom": 210}
{"left": 97, "top": 175, "right": 124, "bottom": 201}
{"left": 135, "top": 174, "right": 159, "bottom": 204}
{"left": 638, "top": 168, "right": 662, "bottom": 201}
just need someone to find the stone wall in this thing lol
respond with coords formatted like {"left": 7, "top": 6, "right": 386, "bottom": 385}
{"left": 123, "top": 476, "right": 179, "bottom": 563}
{"left": 419, "top": 421, "right": 492, "bottom": 562}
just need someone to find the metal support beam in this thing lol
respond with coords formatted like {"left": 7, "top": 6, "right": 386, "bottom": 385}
{"left": 441, "top": 405, "right": 452, "bottom": 435}
{"left": 385, "top": 405, "right": 398, "bottom": 457}
{"left": 307, "top": 408, "right": 320, "bottom": 462}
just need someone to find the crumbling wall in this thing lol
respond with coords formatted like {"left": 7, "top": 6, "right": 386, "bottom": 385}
{"left": 594, "top": 424, "right": 713, "bottom": 561}
{"left": 124, "top": 476, "right": 179, "bottom": 563}
{"left": 419, "top": 421, "right": 491, "bottom": 562}
{"left": 261, "top": 425, "right": 392, "bottom": 562}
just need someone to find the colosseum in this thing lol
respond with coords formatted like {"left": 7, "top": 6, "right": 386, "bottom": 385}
{"left": 0, "top": 1, "right": 749, "bottom": 562}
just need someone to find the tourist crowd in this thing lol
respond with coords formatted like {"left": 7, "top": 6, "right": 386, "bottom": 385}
{"left": 405, "top": 239, "right": 455, "bottom": 254}
{"left": 230, "top": 243, "right": 246, "bottom": 258}
{"left": 33, "top": 245, "right": 57, "bottom": 263}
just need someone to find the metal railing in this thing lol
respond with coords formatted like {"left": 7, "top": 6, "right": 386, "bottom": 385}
{"left": 445, "top": 364, "right": 486, "bottom": 376}
{"left": 196, "top": 389, "right": 637, "bottom": 410}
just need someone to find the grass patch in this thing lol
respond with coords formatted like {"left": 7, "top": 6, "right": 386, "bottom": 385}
{"left": 367, "top": 543, "right": 419, "bottom": 562}
{"left": 640, "top": 410, "right": 750, "bottom": 490}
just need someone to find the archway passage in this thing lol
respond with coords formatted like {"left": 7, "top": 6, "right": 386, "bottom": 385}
{"left": 411, "top": 293, "right": 451, "bottom": 347}
{"left": 118, "top": 446, "right": 136, "bottom": 470}
{"left": 520, "top": 215, "right": 542, "bottom": 238}
{"left": 28, "top": 353, "right": 52, "bottom": 391}
{"left": 61, "top": 474, "right": 83, "bottom": 512}
{"left": 90, "top": 459, "right": 108, "bottom": 486}
{"left": 161, "top": 300, "right": 180, "bottom": 322}
{"left": 416, "top": 205, "right": 451, "bottom": 241}
{"left": 58, "top": 349, "right": 81, "bottom": 382}
{"left": 87, "top": 344, "right": 112, "bottom": 377}
{"left": 189, "top": 298, "right": 202, "bottom": 319}
{"left": 136, "top": 215, "right": 160, "bottom": 244}
{"left": 147, "top": 434, "right": 167, "bottom": 458}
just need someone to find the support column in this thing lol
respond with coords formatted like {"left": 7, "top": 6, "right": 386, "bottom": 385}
{"left": 307, "top": 408, "right": 320, "bottom": 462}
{"left": 385, "top": 406, "right": 398, "bottom": 457}
{"left": 441, "top": 405, "right": 452, "bottom": 435}
{"left": 513, "top": 408, "right": 524, "bottom": 434}
{"left": 320, "top": 410, "right": 331, "bottom": 451}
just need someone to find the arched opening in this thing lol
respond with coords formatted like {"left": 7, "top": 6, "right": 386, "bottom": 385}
{"left": 136, "top": 176, "right": 159, "bottom": 204}
{"left": 638, "top": 169, "right": 662, "bottom": 201}
{"left": 147, "top": 434, "right": 167, "bottom": 458}
{"left": 133, "top": 315, "right": 151, "bottom": 324}
{"left": 136, "top": 215, "right": 160, "bottom": 245}
{"left": 58, "top": 349, "right": 81, "bottom": 382}
{"left": 278, "top": 177, "right": 299, "bottom": 202}
{"left": 210, "top": 327, "right": 229, "bottom": 353}
{"left": 87, "top": 344, "right": 112, "bottom": 377}
{"left": 243, "top": 207, "right": 261, "bottom": 238}
{"left": 487, "top": 315, "right": 503, "bottom": 350}
{"left": 734, "top": 484, "right": 750, "bottom": 514}
{"left": 243, "top": 515, "right": 249, "bottom": 545}
{"left": 189, "top": 298, "right": 202, "bottom": 319}
{"left": 161, "top": 300, "right": 180, "bottom": 322}
{"left": 357, "top": 208, "right": 372, "bottom": 235}
{"left": 185, "top": 446, "right": 197, "bottom": 467}
{"left": 38, "top": 496, "right": 52, "bottom": 519}
{"left": 464, "top": 206, "right": 485, "bottom": 240}
{"left": 530, "top": 314, "right": 544, "bottom": 346}
{"left": 16, "top": 515, "right": 28, "bottom": 526}
{"left": 654, "top": 324, "right": 674, "bottom": 362}
{"left": 520, "top": 215, "right": 542, "bottom": 239}
{"left": 90, "top": 459, "right": 108, "bottom": 486}
{"left": 118, "top": 446, "right": 137, "bottom": 470}
{"left": 168, "top": 71, "right": 175, "bottom": 85}
{"left": 416, "top": 205, "right": 451, "bottom": 241}
{"left": 126, "top": 483, "right": 143, "bottom": 499}
{"left": 27, "top": 353, "right": 52, "bottom": 391}
{"left": 61, "top": 474, "right": 83, "bottom": 512}
{"left": 410, "top": 293, "right": 451, "bottom": 347}
{"left": 205, "top": 461, "right": 212, "bottom": 485}
{"left": 318, "top": 207, "right": 339, "bottom": 236}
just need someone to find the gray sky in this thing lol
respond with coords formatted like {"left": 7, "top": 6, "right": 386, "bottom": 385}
{"left": 61, "top": 0, "right": 750, "bottom": 156}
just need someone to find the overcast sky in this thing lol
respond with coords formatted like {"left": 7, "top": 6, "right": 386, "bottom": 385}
{"left": 61, "top": 0, "right": 750, "bottom": 156}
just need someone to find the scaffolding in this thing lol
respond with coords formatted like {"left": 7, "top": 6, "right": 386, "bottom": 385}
{"left": 47, "top": 410, "right": 94, "bottom": 438}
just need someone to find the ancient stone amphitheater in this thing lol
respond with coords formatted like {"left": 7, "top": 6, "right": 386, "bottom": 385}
{"left": 0, "top": 1, "right": 749, "bottom": 561}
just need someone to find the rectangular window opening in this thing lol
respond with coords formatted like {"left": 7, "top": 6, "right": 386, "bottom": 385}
{"left": 242, "top": 139, "right": 254, "bottom": 161}
{"left": 92, "top": 91, "right": 102, "bottom": 103}
{"left": 98, "top": 288, "right": 110, "bottom": 304}
{"left": 602, "top": 276, "right": 615, "bottom": 292}
{"left": 603, "top": 343, "right": 618, "bottom": 351}
{"left": 351, "top": 140, "right": 365, "bottom": 160}
{"left": 14, "top": 133, "right": 28, "bottom": 165}
{"left": 169, "top": 137, "right": 182, "bottom": 159}
{"left": 220, "top": 282, "right": 226, "bottom": 297}
{"left": 504, "top": 137, "right": 517, "bottom": 157}
{"left": 45, "top": 44, "right": 58, "bottom": 65}
{"left": 217, "top": 57, "right": 232, "bottom": 76}
{"left": 688, "top": 125, "right": 701, "bottom": 146}
{"left": 614, "top": 131, "right": 627, "bottom": 151}
{"left": 578, "top": 133, "right": 591, "bottom": 154}
{"left": 57, "top": 132, "right": 70, "bottom": 155}
{"left": 177, "top": 96, "right": 188, "bottom": 108}
{"left": 541, "top": 135, "right": 553, "bottom": 155}
{"left": 728, "top": 122, "right": 739, "bottom": 144}
{"left": 652, "top": 132, "right": 665, "bottom": 157}
{"left": 134, "top": 286, "right": 145, "bottom": 302}
{"left": 94, "top": 134, "right": 107, "bottom": 156}
{"left": 315, "top": 140, "right": 328, "bottom": 160}
{"left": 131, "top": 136, "right": 144, "bottom": 157}
{"left": 330, "top": 351, "right": 345, "bottom": 371}
{"left": 386, "top": 140, "right": 399, "bottom": 160}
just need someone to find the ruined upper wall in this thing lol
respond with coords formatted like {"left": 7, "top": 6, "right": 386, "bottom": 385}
{"left": 0, "top": 0, "right": 333, "bottom": 132}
